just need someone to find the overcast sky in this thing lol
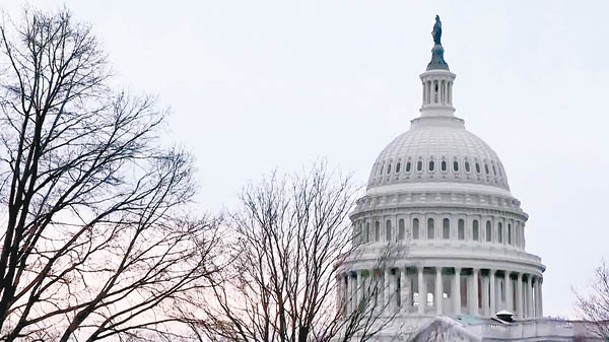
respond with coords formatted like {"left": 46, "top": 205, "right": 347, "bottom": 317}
{"left": 2, "top": 0, "right": 608, "bottom": 319}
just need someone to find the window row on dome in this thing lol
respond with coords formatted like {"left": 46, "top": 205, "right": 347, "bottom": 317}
{"left": 372, "top": 155, "right": 506, "bottom": 186}
{"left": 354, "top": 216, "right": 524, "bottom": 248}
{"left": 378, "top": 157, "right": 503, "bottom": 178}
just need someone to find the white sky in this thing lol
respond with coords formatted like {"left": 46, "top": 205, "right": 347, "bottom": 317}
{"left": 2, "top": 0, "right": 608, "bottom": 319}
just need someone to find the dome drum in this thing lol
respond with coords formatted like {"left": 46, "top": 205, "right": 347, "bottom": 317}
{"left": 349, "top": 205, "right": 529, "bottom": 251}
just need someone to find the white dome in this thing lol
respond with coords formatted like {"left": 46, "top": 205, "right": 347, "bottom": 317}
{"left": 367, "top": 115, "right": 510, "bottom": 191}
{"left": 340, "top": 19, "right": 545, "bottom": 328}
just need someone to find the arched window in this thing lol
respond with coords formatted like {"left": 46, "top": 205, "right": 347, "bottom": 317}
{"left": 396, "top": 162, "right": 401, "bottom": 173}
{"left": 366, "top": 223, "right": 370, "bottom": 243}
{"left": 443, "top": 218, "right": 450, "bottom": 239}
{"left": 453, "top": 161, "right": 459, "bottom": 172}
{"left": 417, "top": 161, "right": 423, "bottom": 172}
{"left": 465, "top": 161, "right": 471, "bottom": 172}
{"left": 498, "top": 222, "right": 503, "bottom": 243}
{"left": 413, "top": 218, "right": 419, "bottom": 239}
{"left": 508, "top": 223, "right": 512, "bottom": 245}
{"left": 387, "top": 164, "right": 391, "bottom": 174}
{"left": 386, "top": 220, "right": 392, "bottom": 241}
{"left": 472, "top": 220, "right": 479, "bottom": 241}
{"left": 375, "top": 221, "right": 380, "bottom": 241}
{"left": 475, "top": 163, "right": 481, "bottom": 174}
{"left": 485, "top": 164, "right": 490, "bottom": 174}
{"left": 492, "top": 165, "right": 497, "bottom": 176}
{"left": 379, "top": 165, "right": 384, "bottom": 175}
{"left": 429, "top": 161, "right": 435, "bottom": 172}
{"left": 458, "top": 219, "right": 465, "bottom": 240}
{"left": 398, "top": 219, "right": 405, "bottom": 240}
{"left": 441, "top": 160, "right": 447, "bottom": 171}
{"left": 427, "top": 218, "right": 434, "bottom": 239}
{"left": 486, "top": 221, "right": 492, "bottom": 242}
{"left": 406, "top": 161, "right": 412, "bottom": 172}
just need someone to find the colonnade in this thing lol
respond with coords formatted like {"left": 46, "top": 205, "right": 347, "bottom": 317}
{"left": 422, "top": 79, "right": 453, "bottom": 106}
{"left": 338, "top": 266, "right": 542, "bottom": 319}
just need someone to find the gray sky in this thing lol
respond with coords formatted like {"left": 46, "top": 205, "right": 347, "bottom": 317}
{"left": 2, "top": 0, "right": 608, "bottom": 319}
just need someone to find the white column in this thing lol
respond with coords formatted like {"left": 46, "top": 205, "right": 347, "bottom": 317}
{"left": 389, "top": 269, "right": 397, "bottom": 313}
{"left": 422, "top": 82, "right": 425, "bottom": 104}
{"left": 481, "top": 273, "right": 489, "bottom": 316}
{"left": 489, "top": 270, "right": 496, "bottom": 315}
{"left": 418, "top": 267, "right": 425, "bottom": 314}
{"left": 505, "top": 271, "right": 512, "bottom": 312}
{"left": 538, "top": 278, "right": 544, "bottom": 317}
{"left": 356, "top": 270, "right": 364, "bottom": 312}
{"left": 527, "top": 274, "right": 533, "bottom": 317}
{"left": 384, "top": 268, "right": 391, "bottom": 310}
{"left": 533, "top": 277, "right": 539, "bottom": 317}
{"left": 344, "top": 274, "right": 350, "bottom": 314}
{"left": 525, "top": 275, "right": 531, "bottom": 318}
{"left": 454, "top": 268, "right": 461, "bottom": 315}
{"left": 346, "top": 273, "right": 353, "bottom": 314}
{"left": 337, "top": 274, "right": 345, "bottom": 316}
{"left": 401, "top": 267, "right": 409, "bottom": 312}
{"left": 447, "top": 82, "right": 452, "bottom": 104}
{"left": 471, "top": 269, "right": 479, "bottom": 315}
{"left": 466, "top": 272, "right": 472, "bottom": 314}
{"left": 352, "top": 273, "right": 358, "bottom": 314}
{"left": 435, "top": 267, "right": 443, "bottom": 314}
{"left": 369, "top": 268, "right": 376, "bottom": 312}
{"left": 516, "top": 273, "right": 523, "bottom": 318}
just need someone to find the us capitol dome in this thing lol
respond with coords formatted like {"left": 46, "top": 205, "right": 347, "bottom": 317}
{"left": 332, "top": 16, "right": 599, "bottom": 341}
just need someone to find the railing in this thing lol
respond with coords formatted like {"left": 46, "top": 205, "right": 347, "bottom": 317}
{"left": 471, "top": 318, "right": 578, "bottom": 339}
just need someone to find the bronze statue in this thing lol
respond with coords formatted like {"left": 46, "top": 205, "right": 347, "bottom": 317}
{"left": 427, "top": 15, "right": 448, "bottom": 70}
{"left": 432, "top": 15, "right": 442, "bottom": 45}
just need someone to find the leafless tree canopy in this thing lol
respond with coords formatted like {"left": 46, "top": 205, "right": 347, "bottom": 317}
{"left": 195, "top": 163, "right": 399, "bottom": 342}
{"left": 0, "top": 9, "right": 221, "bottom": 342}
{"left": 576, "top": 260, "right": 609, "bottom": 339}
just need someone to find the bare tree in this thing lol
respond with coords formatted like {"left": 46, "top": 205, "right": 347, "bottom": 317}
{"left": 194, "top": 163, "right": 402, "bottom": 342}
{"left": 0, "top": 9, "right": 221, "bottom": 341}
{"left": 576, "top": 260, "right": 609, "bottom": 340}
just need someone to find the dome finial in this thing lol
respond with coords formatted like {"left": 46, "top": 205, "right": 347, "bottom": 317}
{"left": 432, "top": 15, "right": 442, "bottom": 45}
{"left": 427, "top": 15, "right": 449, "bottom": 71}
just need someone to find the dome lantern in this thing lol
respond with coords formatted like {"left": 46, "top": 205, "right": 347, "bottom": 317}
{"left": 420, "top": 15, "right": 456, "bottom": 118}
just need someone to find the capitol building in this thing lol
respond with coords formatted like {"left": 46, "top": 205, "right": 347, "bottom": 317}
{"left": 337, "top": 17, "right": 598, "bottom": 341}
